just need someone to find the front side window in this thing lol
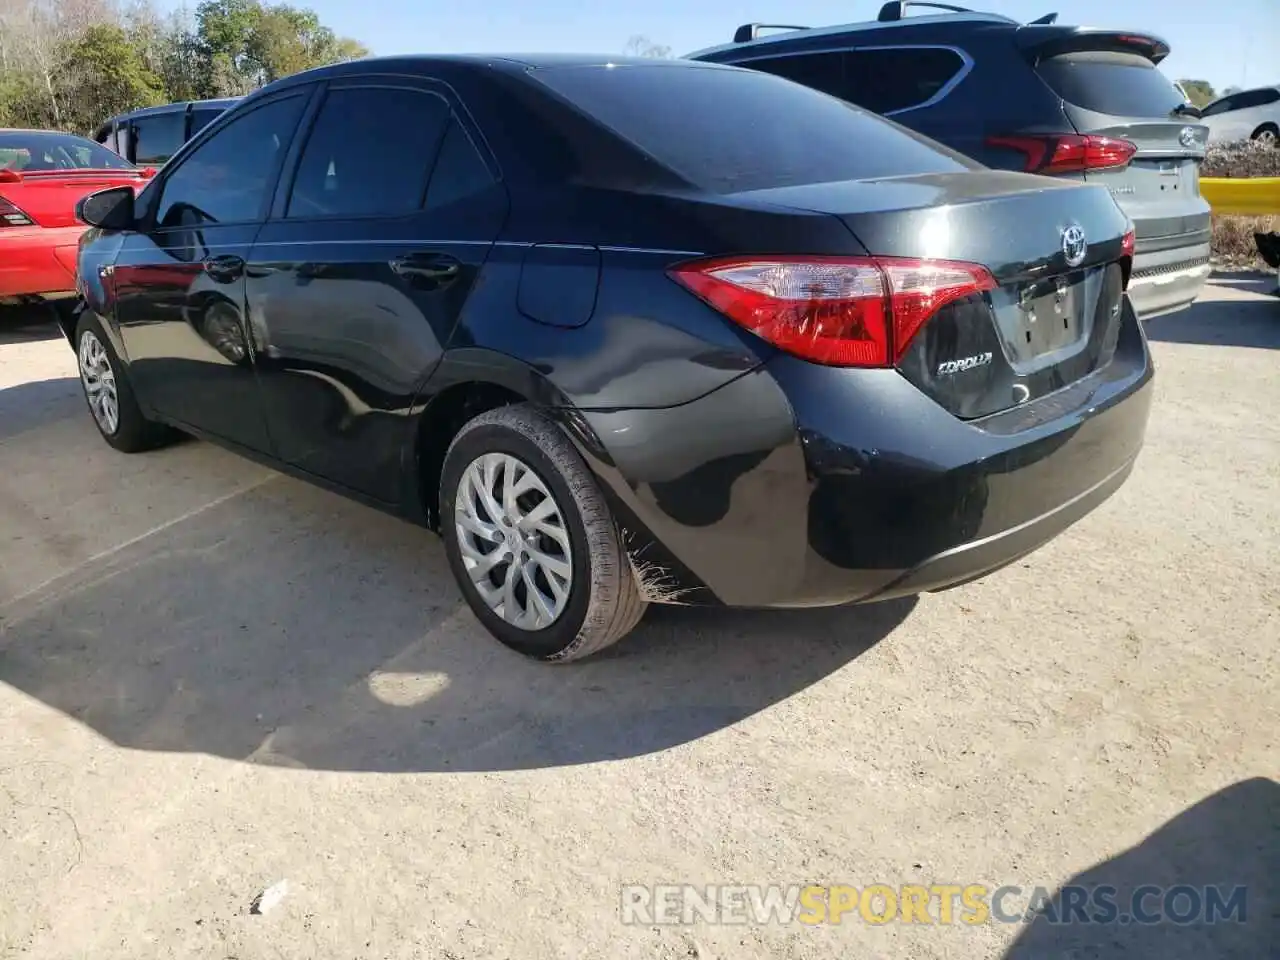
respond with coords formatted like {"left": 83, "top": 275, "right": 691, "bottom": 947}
{"left": 286, "top": 86, "right": 450, "bottom": 219}
{"left": 131, "top": 111, "right": 186, "bottom": 165}
{"left": 1234, "top": 88, "right": 1279, "bottom": 110}
{"left": 155, "top": 95, "right": 305, "bottom": 229}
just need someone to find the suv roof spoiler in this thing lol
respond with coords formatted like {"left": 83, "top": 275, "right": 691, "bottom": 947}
{"left": 1014, "top": 26, "right": 1171, "bottom": 65}
{"left": 730, "top": 4, "right": 1062, "bottom": 43}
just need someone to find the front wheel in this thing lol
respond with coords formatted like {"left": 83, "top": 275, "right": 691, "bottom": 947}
{"left": 1252, "top": 124, "right": 1279, "bottom": 146}
{"left": 439, "top": 404, "right": 647, "bottom": 662}
{"left": 75, "top": 311, "right": 177, "bottom": 453}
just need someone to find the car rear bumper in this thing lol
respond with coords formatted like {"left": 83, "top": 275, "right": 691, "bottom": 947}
{"left": 1128, "top": 242, "right": 1213, "bottom": 319}
{"left": 0, "top": 226, "right": 83, "bottom": 299}
{"left": 574, "top": 298, "right": 1154, "bottom": 608}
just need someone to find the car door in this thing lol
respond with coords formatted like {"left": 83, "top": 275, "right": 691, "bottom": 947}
{"left": 1236, "top": 88, "right": 1280, "bottom": 140}
{"left": 112, "top": 90, "right": 312, "bottom": 452}
{"left": 245, "top": 77, "right": 507, "bottom": 503}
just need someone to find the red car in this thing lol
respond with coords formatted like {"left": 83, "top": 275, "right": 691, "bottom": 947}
{"left": 0, "top": 129, "right": 153, "bottom": 308}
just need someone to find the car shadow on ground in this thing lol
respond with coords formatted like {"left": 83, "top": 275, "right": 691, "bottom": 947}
{"left": 1004, "top": 777, "right": 1278, "bottom": 959}
{"left": 0, "top": 377, "right": 81, "bottom": 441}
{"left": 0, "top": 460, "right": 915, "bottom": 774}
{"left": 1144, "top": 275, "right": 1279, "bottom": 350}
{"left": 0, "top": 303, "right": 66, "bottom": 344}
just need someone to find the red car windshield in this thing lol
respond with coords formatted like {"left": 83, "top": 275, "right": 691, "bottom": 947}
{"left": 0, "top": 131, "right": 134, "bottom": 172}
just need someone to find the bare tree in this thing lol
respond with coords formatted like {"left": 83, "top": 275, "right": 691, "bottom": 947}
{"left": 624, "top": 34, "right": 671, "bottom": 59}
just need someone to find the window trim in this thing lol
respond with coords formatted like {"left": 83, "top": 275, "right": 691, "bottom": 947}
{"left": 146, "top": 90, "right": 315, "bottom": 234}
{"left": 721, "top": 43, "right": 975, "bottom": 116}
{"left": 269, "top": 75, "right": 500, "bottom": 225}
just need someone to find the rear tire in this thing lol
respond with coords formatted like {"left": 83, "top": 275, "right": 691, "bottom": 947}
{"left": 439, "top": 403, "right": 647, "bottom": 662}
{"left": 74, "top": 311, "right": 177, "bottom": 453}
{"left": 1252, "top": 124, "right": 1278, "bottom": 146}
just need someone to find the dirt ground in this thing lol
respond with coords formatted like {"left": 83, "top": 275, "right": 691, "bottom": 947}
{"left": 0, "top": 278, "right": 1276, "bottom": 959}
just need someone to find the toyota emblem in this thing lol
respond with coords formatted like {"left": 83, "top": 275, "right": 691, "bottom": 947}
{"left": 1178, "top": 126, "right": 1199, "bottom": 149}
{"left": 1061, "top": 224, "right": 1087, "bottom": 268}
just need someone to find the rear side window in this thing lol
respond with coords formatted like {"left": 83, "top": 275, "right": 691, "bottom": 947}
{"left": 532, "top": 63, "right": 975, "bottom": 194}
{"left": 751, "top": 47, "right": 967, "bottom": 114}
{"left": 131, "top": 110, "right": 186, "bottom": 165}
{"left": 286, "top": 86, "right": 450, "bottom": 219}
{"left": 1036, "top": 51, "right": 1185, "bottom": 118}
{"left": 424, "top": 121, "right": 495, "bottom": 209}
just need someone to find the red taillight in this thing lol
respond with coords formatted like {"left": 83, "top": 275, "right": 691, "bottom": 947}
{"left": 0, "top": 195, "right": 35, "bottom": 227}
{"left": 1121, "top": 226, "right": 1136, "bottom": 260}
{"left": 669, "top": 255, "right": 996, "bottom": 368}
{"left": 986, "top": 134, "right": 1138, "bottom": 174}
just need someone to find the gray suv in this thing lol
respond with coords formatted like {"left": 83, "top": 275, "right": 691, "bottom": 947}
{"left": 690, "top": 2, "right": 1212, "bottom": 318}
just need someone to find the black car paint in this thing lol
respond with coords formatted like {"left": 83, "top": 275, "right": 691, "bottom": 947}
{"left": 73, "top": 54, "right": 1153, "bottom": 610}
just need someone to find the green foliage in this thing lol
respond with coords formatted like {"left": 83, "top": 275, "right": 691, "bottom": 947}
{"left": 1177, "top": 78, "right": 1217, "bottom": 108}
{"left": 60, "top": 24, "right": 166, "bottom": 134}
{"left": 0, "top": 0, "right": 368, "bottom": 134}
{"left": 194, "top": 0, "right": 369, "bottom": 95}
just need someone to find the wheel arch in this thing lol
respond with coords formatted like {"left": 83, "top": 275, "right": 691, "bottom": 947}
{"left": 404, "top": 347, "right": 609, "bottom": 530}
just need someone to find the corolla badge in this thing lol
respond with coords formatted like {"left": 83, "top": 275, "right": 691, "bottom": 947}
{"left": 1178, "top": 126, "right": 1199, "bottom": 149}
{"left": 1061, "top": 224, "right": 1087, "bottom": 268}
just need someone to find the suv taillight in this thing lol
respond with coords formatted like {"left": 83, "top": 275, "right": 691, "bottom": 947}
{"left": 669, "top": 256, "right": 996, "bottom": 368}
{"left": 0, "top": 195, "right": 35, "bottom": 227}
{"left": 986, "top": 134, "right": 1138, "bottom": 174}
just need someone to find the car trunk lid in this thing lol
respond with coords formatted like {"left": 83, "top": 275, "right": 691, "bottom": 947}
{"left": 0, "top": 169, "right": 148, "bottom": 228}
{"left": 736, "top": 170, "right": 1135, "bottom": 419}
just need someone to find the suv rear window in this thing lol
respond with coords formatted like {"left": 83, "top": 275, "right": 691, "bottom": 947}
{"left": 1036, "top": 51, "right": 1185, "bottom": 118}
{"left": 531, "top": 63, "right": 976, "bottom": 194}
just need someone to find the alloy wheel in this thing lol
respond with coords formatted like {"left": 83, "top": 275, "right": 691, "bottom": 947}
{"left": 454, "top": 452, "right": 573, "bottom": 630}
{"left": 78, "top": 330, "right": 119, "bottom": 435}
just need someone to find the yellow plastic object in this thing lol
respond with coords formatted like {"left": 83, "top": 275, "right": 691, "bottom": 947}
{"left": 1199, "top": 177, "right": 1280, "bottom": 216}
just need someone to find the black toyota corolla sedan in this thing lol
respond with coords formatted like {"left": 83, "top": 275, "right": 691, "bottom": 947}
{"left": 68, "top": 54, "right": 1153, "bottom": 662}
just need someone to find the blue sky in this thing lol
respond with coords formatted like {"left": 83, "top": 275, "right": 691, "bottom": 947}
{"left": 178, "top": 0, "right": 1278, "bottom": 93}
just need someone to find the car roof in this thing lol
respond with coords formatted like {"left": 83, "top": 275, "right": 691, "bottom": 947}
{"left": 108, "top": 97, "right": 242, "bottom": 123}
{"left": 243, "top": 53, "right": 738, "bottom": 100}
{"left": 270, "top": 52, "right": 729, "bottom": 79}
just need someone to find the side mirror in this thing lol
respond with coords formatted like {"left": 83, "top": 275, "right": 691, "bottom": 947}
{"left": 76, "top": 185, "right": 136, "bottom": 231}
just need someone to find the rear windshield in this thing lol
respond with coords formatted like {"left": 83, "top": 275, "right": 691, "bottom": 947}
{"left": 530, "top": 62, "right": 976, "bottom": 194}
{"left": 0, "top": 131, "right": 135, "bottom": 171}
{"left": 1036, "top": 51, "right": 1185, "bottom": 118}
